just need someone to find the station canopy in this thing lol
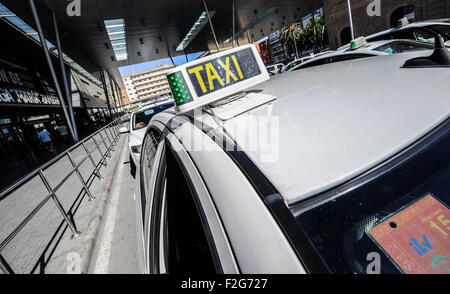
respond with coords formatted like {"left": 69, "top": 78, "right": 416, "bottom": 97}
{"left": 1, "top": 0, "right": 322, "bottom": 89}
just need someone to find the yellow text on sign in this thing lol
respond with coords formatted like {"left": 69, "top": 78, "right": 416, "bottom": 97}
{"left": 187, "top": 55, "right": 244, "bottom": 93}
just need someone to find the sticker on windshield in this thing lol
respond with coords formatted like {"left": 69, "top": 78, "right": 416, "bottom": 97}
{"left": 368, "top": 194, "right": 450, "bottom": 274}
{"left": 144, "top": 109, "right": 154, "bottom": 115}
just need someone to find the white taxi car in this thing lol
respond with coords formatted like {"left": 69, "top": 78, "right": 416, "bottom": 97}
{"left": 288, "top": 39, "right": 434, "bottom": 72}
{"left": 135, "top": 44, "right": 450, "bottom": 274}
{"left": 338, "top": 18, "right": 450, "bottom": 51}
{"left": 265, "top": 63, "right": 285, "bottom": 75}
{"left": 119, "top": 101, "right": 173, "bottom": 176}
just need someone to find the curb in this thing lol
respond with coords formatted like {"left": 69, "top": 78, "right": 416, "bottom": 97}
{"left": 78, "top": 134, "right": 126, "bottom": 274}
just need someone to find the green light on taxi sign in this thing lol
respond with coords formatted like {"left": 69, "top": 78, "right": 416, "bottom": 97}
{"left": 167, "top": 71, "right": 193, "bottom": 106}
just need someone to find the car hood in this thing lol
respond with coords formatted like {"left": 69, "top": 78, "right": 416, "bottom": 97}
{"left": 222, "top": 51, "right": 450, "bottom": 205}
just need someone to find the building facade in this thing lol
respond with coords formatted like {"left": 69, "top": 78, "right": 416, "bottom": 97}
{"left": 122, "top": 89, "right": 130, "bottom": 105}
{"left": 123, "top": 64, "right": 176, "bottom": 104}
{"left": 123, "top": 75, "right": 138, "bottom": 103}
{"left": 324, "top": 0, "right": 450, "bottom": 49}
{"left": 0, "top": 16, "right": 113, "bottom": 191}
{"left": 269, "top": 30, "right": 288, "bottom": 64}
{"left": 255, "top": 39, "right": 274, "bottom": 65}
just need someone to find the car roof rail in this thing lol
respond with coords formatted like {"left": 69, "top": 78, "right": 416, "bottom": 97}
{"left": 402, "top": 35, "right": 450, "bottom": 68}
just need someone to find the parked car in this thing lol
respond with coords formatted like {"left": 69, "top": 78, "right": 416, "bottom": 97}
{"left": 266, "top": 63, "right": 285, "bottom": 75}
{"left": 289, "top": 39, "right": 434, "bottom": 71}
{"left": 119, "top": 101, "right": 173, "bottom": 176}
{"left": 338, "top": 18, "right": 450, "bottom": 51}
{"left": 134, "top": 44, "right": 450, "bottom": 274}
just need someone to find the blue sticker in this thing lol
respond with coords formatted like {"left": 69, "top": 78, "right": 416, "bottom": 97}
{"left": 144, "top": 109, "right": 154, "bottom": 115}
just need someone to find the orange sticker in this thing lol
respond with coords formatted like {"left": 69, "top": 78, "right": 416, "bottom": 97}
{"left": 369, "top": 194, "right": 450, "bottom": 274}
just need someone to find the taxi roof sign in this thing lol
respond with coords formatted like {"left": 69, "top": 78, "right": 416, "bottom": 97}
{"left": 349, "top": 36, "right": 367, "bottom": 50}
{"left": 166, "top": 44, "right": 269, "bottom": 114}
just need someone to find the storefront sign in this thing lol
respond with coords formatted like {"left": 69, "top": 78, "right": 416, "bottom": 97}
{"left": 0, "top": 87, "right": 60, "bottom": 105}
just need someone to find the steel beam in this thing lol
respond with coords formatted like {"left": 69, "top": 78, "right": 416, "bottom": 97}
{"left": 28, "top": 0, "right": 77, "bottom": 143}
{"left": 98, "top": 67, "right": 112, "bottom": 116}
{"left": 52, "top": 10, "right": 78, "bottom": 143}
{"left": 203, "top": 0, "right": 220, "bottom": 52}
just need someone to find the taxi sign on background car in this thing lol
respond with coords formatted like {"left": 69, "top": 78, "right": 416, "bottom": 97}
{"left": 349, "top": 36, "right": 367, "bottom": 50}
{"left": 368, "top": 194, "right": 450, "bottom": 274}
{"left": 166, "top": 44, "right": 269, "bottom": 114}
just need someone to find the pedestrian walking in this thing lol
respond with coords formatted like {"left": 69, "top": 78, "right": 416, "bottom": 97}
{"left": 37, "top": 128, "right": 56, "bottom": 154}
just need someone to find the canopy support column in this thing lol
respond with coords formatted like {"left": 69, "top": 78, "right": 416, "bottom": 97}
{"left": 28, "top": 0, "right": 77, "bottom": 143}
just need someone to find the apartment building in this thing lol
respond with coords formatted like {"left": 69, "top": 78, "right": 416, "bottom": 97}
{"left": 123, "top": 64, "right": 176, "bottom": 103}
{"left": 123, "top": 75, "right": 138, "bottom": 103}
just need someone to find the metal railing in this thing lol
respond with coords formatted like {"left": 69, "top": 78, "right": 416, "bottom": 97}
{"left": 0, "top": 117, "right": 125, "bottom": 274}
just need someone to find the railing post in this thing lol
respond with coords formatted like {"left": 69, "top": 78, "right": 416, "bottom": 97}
{"left": 102, "top": 126, "right": 114, "bottom": 146}
{"left": 67, "top": 153, "right": 95, "bottom": 201}
{"left": 91, "top": 136, "right": 108, "bottom": 167}
{"left": 82, "top": 141, "right": 103, "bottom": 180}
{"left": 38, "top": 170, "right": 80, "bottom": 238}
{"left": 0, "top": 254, "right": 13, "bottom": 274}
{"left": 106, "top": 126, "right": 116, "bottom": 151}
{"left": 111, "top": 120, "right": 119, "bottom": 138}
{"left": 98, "top": 131, "right": 112, "bottom": 158}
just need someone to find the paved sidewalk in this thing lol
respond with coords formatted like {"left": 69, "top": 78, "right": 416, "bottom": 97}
{"left": 88, "top": 136, "right": 139, "bottom": 274}
{"left": 0, "top": 128, "right": 127, "bottom": 274}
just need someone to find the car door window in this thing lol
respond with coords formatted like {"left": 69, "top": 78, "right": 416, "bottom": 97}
{"left": 412, "top": 28, "right": 436, "bottom": 43}
{"left": 149, "top": 142, "right": 217, "bottom": 274}
{"left": 140, "top": 129, "right": 161, "bottom": 220}
{"left": 429, "top": 25, "right": 450, "bottom": 40}
{"left": 373, "top": 41, "right": 433, "bottom": 54}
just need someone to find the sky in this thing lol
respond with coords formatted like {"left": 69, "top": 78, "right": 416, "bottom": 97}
{"left": 118, "top": 51, "right": 204, "bottom": 76}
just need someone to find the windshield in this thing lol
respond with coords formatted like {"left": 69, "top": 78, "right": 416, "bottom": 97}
{"left": 373, "top": 41, "right": 433, "bottom": 54}
{"left": 284, "top": 59, "right": 304, "bottom": 71}
{"left": 132, "top": 103, "right": 172, "bottom": 130}
{"left": 292, "top": 120, "right": 449, "bottom": 274}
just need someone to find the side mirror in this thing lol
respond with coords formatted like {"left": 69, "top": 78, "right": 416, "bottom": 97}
{"left": 119, "top": 127, "right": 129, "bottom": 134}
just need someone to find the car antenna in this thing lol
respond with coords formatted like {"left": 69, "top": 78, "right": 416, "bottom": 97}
{"left": 402, "top": 35, "right": 450, "bottom": 68}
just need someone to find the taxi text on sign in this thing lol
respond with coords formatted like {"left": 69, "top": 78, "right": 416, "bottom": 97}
{"left": 186, "top": 47, "right": 261, "bottom": 97}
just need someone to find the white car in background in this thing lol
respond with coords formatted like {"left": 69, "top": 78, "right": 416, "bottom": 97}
{"left": 281, "top": 55, "right": 315, "bottom": 72}
{"left": 120, "top": 101, "right": 173, "bottom": 176}
{"left": 266, "top": 63, "right": 285, "bottom": 75}
{"left": 338, "top": 19, "right": 450, "bottom": 51}
{"left": 288, "top": 39, "right": 434, "bottom": 72}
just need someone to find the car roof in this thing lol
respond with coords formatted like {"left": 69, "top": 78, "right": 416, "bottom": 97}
{"left": 337, "top": 20, "right": 450, "bottom": 51}
{"left": 189, "top": 51, "right": 449, "bottom": 205}
{"left": 288, "top": 50, "right": 385, "bottom": 71}
{"left": 337, "top": 38, "right": 435, "bottom": 52}
{"left": 289, "top": 39, "right": 424, "bottom": 71}
{"left": 365, "top": 21, "right": 450, "bottom": 41}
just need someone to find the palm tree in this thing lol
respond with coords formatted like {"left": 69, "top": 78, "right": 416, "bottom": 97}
{"left": 303, "top": 16, "right": 328, "bottom": 52}
{"left": 280, "top": 22, "right": 303, "bottom": 58}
